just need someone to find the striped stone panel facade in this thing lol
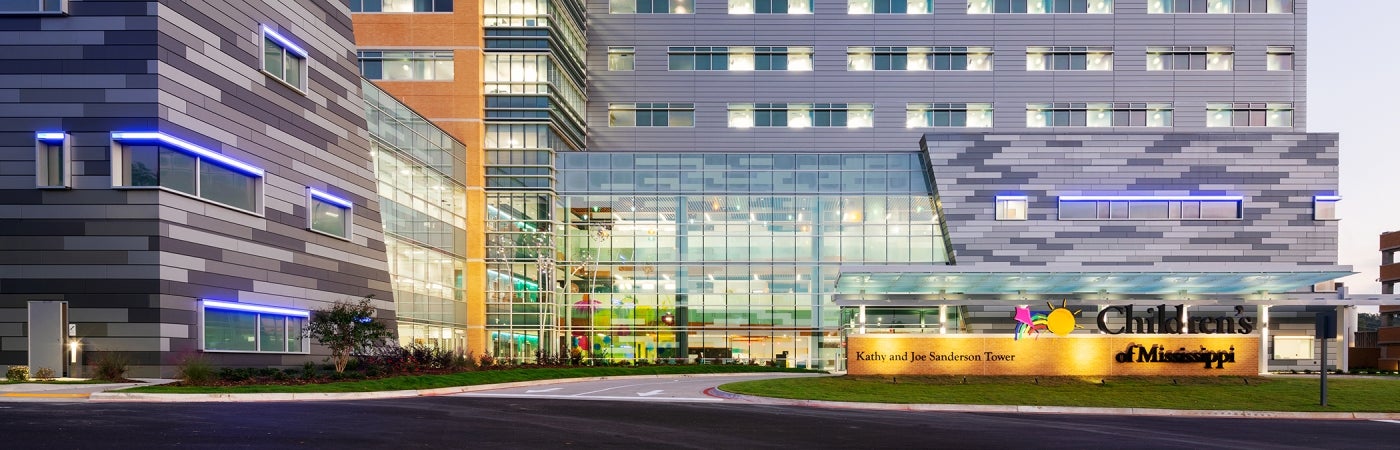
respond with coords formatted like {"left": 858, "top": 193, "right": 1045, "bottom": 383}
{"left": 923, "top": 132, "right": 1339, "bottom": 267}
{"left": 586, "top": 0, "right": 1309, "bottom": 154}
{"left": 0, "top": 1, "right": 392, "bottom": 377}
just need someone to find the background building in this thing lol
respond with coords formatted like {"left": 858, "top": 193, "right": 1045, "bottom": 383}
{"left": 1378, "top": 231, "right": 1400, "bottom": 370}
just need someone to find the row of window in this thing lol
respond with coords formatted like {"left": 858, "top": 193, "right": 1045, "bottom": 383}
{"left": 606, "top": 102, "right": 1293, "bottom": 128}
{"left": 603, "top": 0, "right": 1292, "bottom": 14}
{"left": 34, "top": 132, "right": 354, "bottom": 239}
{"left": 358, "top": 50, "right": 454, "bottom": 81}
{"left": 350, "top": 0, "right": 453, "bottom": 12}
{"left": 605, "top": 45, "right": 1294, "bottom": 72}
{"left": 994, "top": 195, "right": 1338, "bottom": 221}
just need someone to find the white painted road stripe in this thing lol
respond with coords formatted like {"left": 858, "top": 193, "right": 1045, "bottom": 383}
{"left": 637, "top": 390, "right": 664, "bottom": 397}
{"left": 1370, "top": 419, "right": 1400, "bottom": 425}
{"left": 525, "top": 388, "right": 562, "bottom": 393}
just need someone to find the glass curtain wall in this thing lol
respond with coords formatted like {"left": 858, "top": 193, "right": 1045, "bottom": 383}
{"left": 484, "top": 0, "right": 588, "bottom": 362}
{"left": 555, "top": 153, "right": 949, "bottom": 369}
{"left": 364, "top": 81, "right": 472, "bottom": 351}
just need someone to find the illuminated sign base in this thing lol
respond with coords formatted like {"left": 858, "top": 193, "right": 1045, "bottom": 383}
{"left": 847, "top": 335, "right": 1260, "bottom": 377}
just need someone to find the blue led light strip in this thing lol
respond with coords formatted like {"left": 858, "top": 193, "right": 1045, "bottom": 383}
{"left": 203, "top": 299, "right": 310, "bottom": 318}
{"left": 111, "top": 132, "right": 265, "bottom": 177}
{"left": 309, "top": 188, "right": 354, "bottom": 209}
{"left": 1058, "top": 195, "right": 1243, "bottom": 202}
{"left": 1314, "top": 195, "right": 1342, "bottom": 202}
{"left": 261, "top": 25, "right": 308, "bottom": 59}
{"left": 35, "top": 132, "right": 66, "bottom": 142}
{"left": 995, "top": 195, "right": 1028, "bottom": 201}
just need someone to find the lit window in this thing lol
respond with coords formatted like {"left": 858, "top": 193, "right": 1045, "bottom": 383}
{"left": 0, "top": 0, "right": 63, "bottom": 13}
{"left": 261, "top": 26, "right": 308, "bottom": 92}
{"left": 1148, "top": 0, "right": 1289, "bottom": 13}
{"left": 1205, "top": 103, "right": 1293, "bottom": 128}
{"left": 351, "top": 0, "right": 453, "bottom": 12}
{"left": 730, "top": 0, "right": 812, "bottom": 14}
{"left": 858, "top": 47, "right": 995, "bottom": 71}
{"left": 1058, "top": 196, "right": 1243, "bottom": 220}
{"left": 1146, "top": 46, "right": 1233, "bottom": 71}
{"left": 727, "top": 103, "right": 874, "bottom": 128}
{"left": 849, "top": 0, "right": 932, "bottom": 14}
{"left": 201, "top": 300, "right": 309, "bottom": 354}
{"left": 608, "top": 47, "right": 635, "bottom": 71}
{"left": 668, "top": 47, "right": 811, "bottom": 72}
{"left": 110, "top": 132, "right": 265, "bottom": 214}
{"left": 35, "top": 132, "right": 69, "bottom": 189}
{"left": 1314, "top": 196, "right": 1340, "bottom": 221}
{"left": 610, "top": 0, "right": 693, "bottom": 14}
{"left": 1027, "top": 46, "right": 1113, "bottom": 71}
{"left": 1267, "top": 46, "right": 1294, "bottom": 71}
{"left": 309, "top": 188, "right": 354, "bottom": 239}
{"left": 996, "top": 196, "right": 1028, "bottom": 221}
{"left": 907, "top": 103, "right": 993, "bottom": 128}
{"left": 358, "top": 51, "right": 454, "bottom": 81}
{"left": 969, "top": 0, "right": 1112, "bottom": 14}
{"left": 1028, "top": 103, "right": 1172, "bottom": 128}
{"left": 609, "top": 103, "right": 695, "bottom": 127}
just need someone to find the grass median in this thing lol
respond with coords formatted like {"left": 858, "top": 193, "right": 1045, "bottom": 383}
{"left": 123, "top": 365, "right": 811, "bottom": 394}
{"left": 719, "top": 375, "right": 1400, "bottom": 413}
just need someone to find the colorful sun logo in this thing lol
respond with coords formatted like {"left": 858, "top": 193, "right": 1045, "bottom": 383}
{"left": 1014, "top": 300, "right": 1083, "bottom": 340}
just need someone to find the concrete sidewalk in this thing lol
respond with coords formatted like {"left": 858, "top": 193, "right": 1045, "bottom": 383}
{"left": 15, "top": 374, "right": 1400, "bottom": 421}
{"left": 0, "top": 378, "right": 175, "bottom": 401}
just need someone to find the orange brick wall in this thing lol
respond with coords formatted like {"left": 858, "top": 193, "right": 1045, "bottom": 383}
{"left": 353, "top": 4, "right": 488, "bottom": 357}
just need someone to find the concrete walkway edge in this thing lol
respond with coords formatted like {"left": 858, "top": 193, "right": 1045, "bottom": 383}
{"left": 87, "top": 373, "right": 765, "bottom": 403}
{"left": 707, "top": 388, "right": 1400, "bottom": 421}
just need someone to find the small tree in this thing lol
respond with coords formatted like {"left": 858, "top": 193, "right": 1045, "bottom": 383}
{"left": 305, "top": 295, "right": 392, "bottom": 373}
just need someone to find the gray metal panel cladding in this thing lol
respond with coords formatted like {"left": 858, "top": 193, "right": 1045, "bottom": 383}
{"left": 585, "top": 0, "right": 1308, "bottom": 153}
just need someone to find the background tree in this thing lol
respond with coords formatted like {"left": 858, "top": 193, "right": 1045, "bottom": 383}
{"left": 1358, "top": 313, "right": 1381, "bottom": 332}
{"left": 305, "top": 295, "right": 392, "bottom": 373}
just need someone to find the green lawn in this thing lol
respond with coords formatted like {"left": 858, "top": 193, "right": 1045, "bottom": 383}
{"left": 719, "top": 375, "right": 1400, "bottom": 413}
{"left": 124, "top": 365, "right": 809, "bottom": 394}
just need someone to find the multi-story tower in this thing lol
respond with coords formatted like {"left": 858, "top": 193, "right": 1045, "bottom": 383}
{"left": 574, "top": 0, "right": 1348, "bottom": 371}
{"left": 0, "top": 1, "right": 395, "bottom": 376}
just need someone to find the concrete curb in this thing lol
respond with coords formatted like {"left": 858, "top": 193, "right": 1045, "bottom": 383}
{"left": 87, "top": 372, "right": 788, "bottom": 403}
{"left": 711, "top": 389, "right": 1400, "bottom": 421}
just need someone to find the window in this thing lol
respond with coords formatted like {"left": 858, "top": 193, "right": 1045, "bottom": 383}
{"left": 1314, "top": 196, "right": 1340, "bottom": 221}
{"left": 608, "top": 47, "right": 635, "bottom": 71}
{"left": 906, "top": 103, "right": 993, "bottom": 128}
{"left": 1027, "top": 103, "right": 1172, "bottom": 127}
{"left": 0, "top": 0, "right": 62, "bottom": 13}
{"left": 849, "top": 47, "right": 993, "bottom": 71}
{"left": 996, "top": 196, "right": 1028, "bottom": 221}
{"left": 309, "top": 188, "right": 354, "bottom": 239}
{"left": 1027, "top": 46, "right": 1113, "bottom": 71}
{"left": 610, "top": 0, "right": 693, "bottom": 13}
{"left": 670, "top": 46, "right": 812, "bottom": 71}
{"left": 1058, "top": 196, "right": 1243, "bottom": 220}
{"left": 729, "top": 0, "right": 812, "bottom": 14}
{"left": 849, "top": 0, "right": 932, "bottom": 14}
{"left": 350, "top": 0, "right": 454, "bottom": 12}
{"left": 1146, "top": 46, "right": 1233, "bottom": 71}
{"left": 358, "top": 51, "right": 453, "bottom": 81}
{"left": 35, "top": 132, "right": 69, "bottom": 189}
{"left": 1206, "top": 103, "right": 1293, "bottom": 127}
{"left": 261, "top": 26, "right": 308, "bottom": 91}
{"left": 609, "top": 103, "right": 695, "bottom": 127}
{"left": 111, "top": 132, "right": 265, "bottom": 214}
{"left": 728, "top": 103, "right": 874, "bottom": 128}
{"left": 969, "top": 0, "right": 1112, "bottom": 14}
{"left": 1148, "top": 0, "right": 1289, "bottom": 13}
{"left": 1267, "top": 46, "right": 1294, "bottom": 71}
{"left": 202, "top": 300, "right": 309, "bottom": 353}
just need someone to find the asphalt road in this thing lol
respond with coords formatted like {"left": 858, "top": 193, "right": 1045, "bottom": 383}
{"left": 2, "top": 395, "right": 1396, "bottom": 449}
{"left": 454, "top": 373, "right": 818, "bottom": 402}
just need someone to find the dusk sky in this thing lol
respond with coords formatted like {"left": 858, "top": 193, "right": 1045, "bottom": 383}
{"left": 1311, "top": 0, "right": 1399, "bottom": 294}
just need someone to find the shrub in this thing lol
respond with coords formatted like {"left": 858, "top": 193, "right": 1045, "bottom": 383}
{"left": 6, "top": 365, "right": 29, "bottom": 382}
{"left": 301, "top": 361, "right": 318, "bottom": 380}
{"left": 92, "top": 353, "right": 130, "bottom": 381}
{"left": 33, "top": 367, "right": 56, "bottom": 380}
{"left": 177, "top": 355, "right": 215, "bottom": 386}
{"left": 479, "top": 352, "right": 495, "bottom": 367}
{"left": 218, "top": 368, "right": 253, "bottom": 382}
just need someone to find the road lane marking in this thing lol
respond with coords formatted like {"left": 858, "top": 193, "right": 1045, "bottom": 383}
{"left": 525, "top": 388, "right": 562, "bottom": 393}
{"left": 637, "top": 390, "right": 664, "bottom": 397}
{"left": 1371, "top": 420, "right": 1400, "bottom": 425}
{"left": 457, "top": 393, "right": 722, "bottom": 402}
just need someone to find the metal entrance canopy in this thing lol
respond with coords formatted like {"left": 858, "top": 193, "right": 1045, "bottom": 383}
{"left": 834, "top": 264, "right": 1354, "bottom": 299}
